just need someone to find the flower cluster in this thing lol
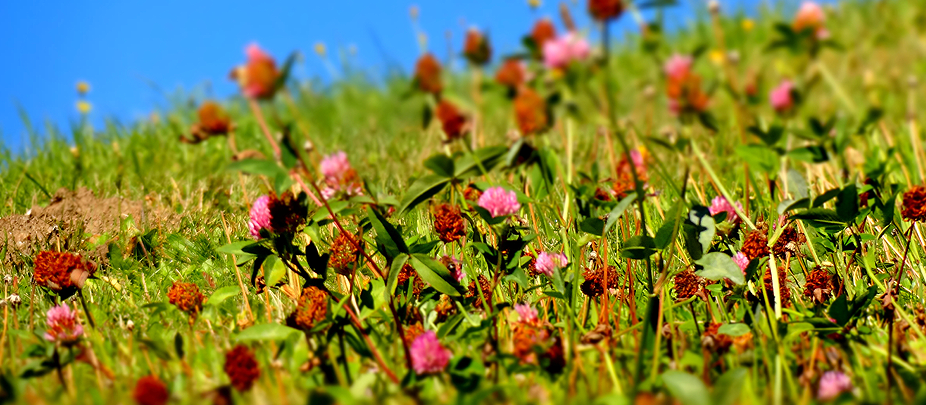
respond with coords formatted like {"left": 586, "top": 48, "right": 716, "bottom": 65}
{"left": 44, "top": 303, "right": 83, "bottom": 346}
{"left": 513, "top": 87, "right": 550, "bottom": 136}
{"left": 132, "top": 375, "right": 169, "bottom": 405}
{"left": 463, "top": 28, "right": 492, "bottom": 66}
{"left": 224, "top": 345, "right": 261, "bottom": 392}
{"left": 231, "top": 43, "right": 280, "bottom": 100}
{"left": 542, "top": 33, "right": 590, "bottom": 70}
{"left": 478, "top": 187, "right": 520, "bottom": 218}
{"left": 287, "top": 286, "right": 328, "bottom": 331}
{"left": 320, "top": 151, "right": 363, "bottom": 200}
{"left": 794, "top": 1, "right": 829, "bottom": 40}
{"left": 534, "top": 252, "right": 568, "bottom": 277}
{"left": 709, "top": 196, "right": 742, "bottom": 223}
{"left": 33, "top": 251, "right": 96, "bottom": 293}
{"left": 664, "top": 54, "right": 710, "bottom": 115}
{"left": 167, "top": 282, "right": 204, "bottom": 315}
{"left": 410, "top": 331, "right": 452, "bottom": 375}
{"left": 414, "top": 53, "right": 443, "bottom": 95}
{"left": 433, "top": 204, "right": 466, "bottom": 243}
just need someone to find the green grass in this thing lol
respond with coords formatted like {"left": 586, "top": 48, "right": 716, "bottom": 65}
{"left": 2, "top": 0, "right": 926, "bottom": 404}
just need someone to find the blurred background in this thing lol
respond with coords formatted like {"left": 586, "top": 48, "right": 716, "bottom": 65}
{"left": 0, "top": 0, "right": 829, "bottom": 153}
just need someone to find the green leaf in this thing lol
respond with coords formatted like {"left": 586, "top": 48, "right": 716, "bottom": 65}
{"left": 580, "top": 217, "right": 605, "bottom": 236}
{"left": 828, "top": 294, "right": 849, "bottom": 326}
{"left": 695, "top": 252, "right": 745, "bottom": 285}
{"left": 366, "top": 206, "right": 408, "bottom": 257}
{"left": 621, "top": 235, "right": 656, "bottom": 260}
{"left": 603, "top": 193, "right": 636, "bottom": 235}
{"left": 735, "top": 145, "right": 779, "bottom": 175}
{"left": 661, "top": 371, "right": 710, "bottom": 405}
{"left": 788, "top": 146, "right": 829, "bottom": 163}
{"left": 836, "top": 184, "right": 859, "bottom": 222}
{"left": 684, "top": 206, "right": 715, "bottom": 260}
{"left": 712, "top": 368, "right": 747, "bottom": 405}
{"left": 266, "top": 258, "right": 287, "bottom": 288}
{"left": 790, "top": 208, "right": 845, "bottom": 230}
{"left": 217, "top": 241, "right": 258, "bottom": 256}
{"left": 235, "top": 323, "right": 300, "bottom": 342}
{"left": 454, "top": 145, "right": 507, "bottom": 179}
{"left": 409, "top": 254, "right": 461, "bottom": 296}
{"left": 423, "top": 154, "right": 454, "bottom": 178}
{"left": 716, "top": 323, "right": 751, "bottom": 337}
{"left": 387, "top": 254, "right": 409, "bottom": 297}
{"left": 399, "top": 174, "right": 451, "bottom": 214}
{"left": 228, "top": 159, "right": 287, "bottom": 178}
{"left": 205, "top": 286, "right": 240, "bottom": 306}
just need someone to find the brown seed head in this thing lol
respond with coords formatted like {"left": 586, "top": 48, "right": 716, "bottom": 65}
{"left": 741, "top": 231, "right": 770, "bottom": 261}
{"left": 433, "top": 204, "right": 466, "bottom": 243}
{"left": 168, "top": 282, "right": 204, "bottom": 315}
{"left": 463, "top": 29, "right": 492, "bottom": 65}
{"left": 673, "top": 269, "right": 704, "bottom": 300}
{"left": 224, "top": 345, "right": 260, "bottom": 392}
{"left": 701, "top": 322, "right": 733, "bottom": 354}
{"left": 581, "top": 266, "right": 620, "bottom": 297}
{"left": 803, "top": 268, "right": 835, "bottom": 304}
{"left": 267, "top": 191, "right": 307, "bottom": 235}
{"left": 33, "top": 251, "right": 96, "bottom": 292}
{"left": 287, "top": 286, "right": 328, "bottom": 331}
{"left": 530, "top": 18, "right": 557, "bottom": 50}
{"left": 902, "top": 186, "right": 926, "bottom": 222}
{"left": 514, "top": 87, "right": 549, "bottom": 136}
{"left": 414, "top": 53, "right": 443, "bottom": 95}
{"left": 132, "top": 375, "right": 169, "bottom": 405}
{"left": 588, "top": 0, "right": 624, "bottom": 21}
{"left": 495, "top": 59, "right": 527, "bottom": 89}
{"left": 772, "top": 227, "right": 805, "bottom": 257}
{"left": 435, "top": 101, "right": 468, "bottom": 142}
{"left": 328, "top": 232, "right": 360, "bottom": 275}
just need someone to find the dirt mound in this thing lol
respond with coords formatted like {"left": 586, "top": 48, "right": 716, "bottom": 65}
{"left": 0, "top": 187, "right": 174, "bottom": 266}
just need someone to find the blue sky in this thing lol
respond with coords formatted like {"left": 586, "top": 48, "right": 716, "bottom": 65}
{"left": 0, "top": 1, "right": 815, "bottom": 153}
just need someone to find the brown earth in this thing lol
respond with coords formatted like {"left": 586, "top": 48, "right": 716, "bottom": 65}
{"left": 0, "top": 187, "right": 175, "bottom": 267}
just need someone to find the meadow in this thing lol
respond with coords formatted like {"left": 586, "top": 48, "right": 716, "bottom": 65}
{"left": 0, "top": 0, "right": 924, "bottom": 404}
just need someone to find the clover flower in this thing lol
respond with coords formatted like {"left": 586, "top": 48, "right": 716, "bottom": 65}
{"left": 769, "top": 80, "right": 796, "bottom": 113}
{"left": 817, "top": 371, "right": 852, "bottom": 401}
{"left": 231, "top": 43, "right": 280, "bottom": 100}
{"left": 224, "top": 345, "right": 260, "bottom": 392}
{"left": 320, "top": 151, "right": 363, "bottom": 199}
{"left": 514, "top": 303, "right": 539, "bottom": 325}
{"left": 478, "top": 187, "right": 520, "bottom": 218}
{"left": 132, "top": 375, "right": 169, "bottom": 405}
{"left": 44, "top": 303, "right": 83, "bottom": 346}
{"left": 709, "top": 196, "right": 742, "bottom": 222}
{"left": 249, "top": 195, "right": 272, "bottom": 239}
{"left": 534, "top": 252, "right": 568, "bottom": 277}
{"left": 410, "top": 331, "right": 452, "bottom": 375}
{"left": 542, "top": 33, "right": 590, "bottom": 70}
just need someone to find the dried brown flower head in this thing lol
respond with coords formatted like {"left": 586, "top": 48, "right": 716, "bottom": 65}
{"left": 133, "top": 375, "right": 169, "bottom": 405}
{"left": 512, "top": 324, "right": 550, "bottom": 365}
{"left": 463, "top": 184, "right": 483, "bottom": 203}
{"left": 435, "top": 100, "right": 468, "bottom": 143}
{"left": 581, "top": 266, "right": 620, "bottom": 297}
{"left": 514, "top": 87, "right": 549, "bottom": 136}
{"left": 267, "top": 191, "right": 307, "bottom": 235}
{"left": 185, "top": 101, "right": 232, "bottom": 144}
{"left": 463, "top": 28, "right": 492, "bottom": 66}
{"left": 433, "top": 204, "right": 466, "bottom": 243}
{"left": 224, "top": 345, "right": 260, "bottom": 392}
{"left": 741, "top": 231, "right": 770, "bottom": 261}
{"left": 466, "top": 274, "right": 493, "bottom": 309}
{"left": 414, "top": 53, "right": 443, "bottom": 95}
{"left": 33, "top": 251, "right": 96, "bottom": 292}
{"left": 328, "top": 232, "right": 361, "bottom": 275}
{"left": 530, "top": 18, "right": 557, "bottom": 51}
{"left": 902, "top": 186, "right": 926, "bottom": 222}
{"left": 701, "top": 322, "right": 733, "bottom": 354}
{"left": 168, "top": 282, "right": 204, "bottom": 315}
{"left": 287, "top": 286, "right": 328, "bottom": 331}
{"left": 397, "top": 263, "right": 427, "bottom": 298}
{"left": 495, "top": 58, "right": 527, "bottom": 89}
{"left": 673, "top": 269, "right": 704, "bottom": 300}
{"left": 403, "top": 323, "right": 424, "bottom": 346}
{"left": 803, "top": 268, "right": 835, "bottom": 304}
{"left": 763, "top": 267, "right": 791, "bottom": 307}
{"left": 772, "top": 227, "right": 805, "bottom": 257}
{"left": 588, "top": 0, "right": 624, "bottom": 21}
{"left": 435, "top": 295, "right": 457, "bottom": 323}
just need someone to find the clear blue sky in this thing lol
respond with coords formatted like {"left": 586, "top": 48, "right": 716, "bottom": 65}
{"left": 0, "top": 0, "right": 816, "bottom": 153}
